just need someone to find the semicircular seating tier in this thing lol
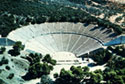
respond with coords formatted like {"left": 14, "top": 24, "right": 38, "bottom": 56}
{"left": 7, "top": 22, "right": 118, "bottom": 56}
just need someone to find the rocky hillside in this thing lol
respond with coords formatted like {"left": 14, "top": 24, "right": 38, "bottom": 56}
{"left": 0, "top": 0, "right": 124, "bottom": 37}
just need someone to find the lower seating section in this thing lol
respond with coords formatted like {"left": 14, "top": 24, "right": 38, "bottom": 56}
{"left": 23, "top": 34, "right": 102, "bottom": 56}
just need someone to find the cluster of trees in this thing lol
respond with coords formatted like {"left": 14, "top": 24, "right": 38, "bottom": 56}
{"left": 104, "top": 55, "right": 125, "bottom": 84}
{"left": 89, "top": 49, "right": 113, "bottom": 65}
{"left": 53, "top": 65, "right": 125, "bottom": 84}
{"left": 86, "top": 45, "right": 125, "bottom": 84}
{"left": 68, "top": 0, "right": 92, "bottom": 5}
{"left": 106, "top": 45, "right": 125, "bottom": 70}
{"left": 92, "top": 0, "right": 124, "bottom": 13}
{"left": 69, "top": 0, "right": 124, "bottom": 17}
{"left": 0, "top": 12, "right": 28, "bottom": 37}
{"left": 8, "top": 41, "right": 24, "bottom": 56}
{"left": 88, "top": 7, "right": 102, "bottom": 16}
{"left": 107, "top": 45, "right": 125, "bottom": 57}
{"left": 42, "top": 54, "right": 57, "bottom": 65}
{"left": 107, "top": 56, "right": 125, "bottom": 70}
{"left": 0, "top": 0, "right": 123, "bottom": 37}
{"left": 22, "top": 54, "right": 56, "bottom": 80}
{"left": 89, "top": 45, "right": 125, "bottom": 65}
{"left": 103, "top": 68, "right": 125, "bottom": 84}
{"left": 54, "top": 66, "right": 90, "bottom": 84}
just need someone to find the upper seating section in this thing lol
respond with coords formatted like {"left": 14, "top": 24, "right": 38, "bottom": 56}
{"left": 7, "top": 22, "right": 117, "bottom": 44}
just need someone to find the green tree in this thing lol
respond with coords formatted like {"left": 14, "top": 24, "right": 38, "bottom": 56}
{"left": 55, "top": 66, "right": 90, "bottom": 84}
{"left": 40, "top": 75, "right": 53, "bottom": 84}
{"left": 42, "top": 54, "right": 56, "bottom": 65}
{"left": 22, "top": 54, "right": 56, "bottom": 80}
{"left": 0, "top": 57, "right": 9, "bottom": 66}
{"left": 0, "top": 47, "right": 6, "bottom": 54}
{"left": 8, "top": 41, "right": 24, "bottom": 56}
{"left": 115, "top": 16, "right": 123, "bottom": 22}
{"left": 7, "top": 73, "right": 14, "bottom": 79}
{"left": 22, "top": 62, "right": 53, "bottom": 80}
{"left": 90, "top": 49, "right": 112, "bottom": 65}
{"left": 88, "top": 72, "right": 103, "bottom": 84}
{"left": 104, "top": 70, "right": 124, "bottom": 84}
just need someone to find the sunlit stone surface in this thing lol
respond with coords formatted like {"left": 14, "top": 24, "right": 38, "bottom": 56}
{"left": 7, "top": 22, "right": 117, "bottom": 56}
{"left": 51, "top": 52, "right": 83, "bottom": 64}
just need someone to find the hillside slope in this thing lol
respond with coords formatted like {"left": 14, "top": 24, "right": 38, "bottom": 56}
{"left": 0, "top": 0, "right": 124, "bottom": 37}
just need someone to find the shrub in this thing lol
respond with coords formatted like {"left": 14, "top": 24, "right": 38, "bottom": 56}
{"left": 0, "top": 57, "right": 9, "bottom": 66}
{"left": 5, "top": 66, "right": 11, "bottom": 70}
{"left": 8, "top": 41, "right": 24, "bottom": 56}
{"left": 42, "top": 54, "right": 56, "bottom": 65}
{"left": 115, "top": 16, "right": 123, "bottom": 22}
{"left": 0, "top": 47, "right": 6, "bottom": 54}
{"left": 40, "top": 75, "right": 53, "bottom": 84}
{"left": 90, "top": 49, "right": 112, "bottom": 65}
{"left": 22, "top": 54, "right": 55, "bottom": 80}
{"left": 113, "top": 26, "right": 123, "bottom": 35}
{"left": 7, "top": 73, "right": 14, "bottom": 79}
{"left": 22, "top": 62, "right": 53, "bottom": 80}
